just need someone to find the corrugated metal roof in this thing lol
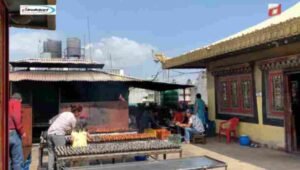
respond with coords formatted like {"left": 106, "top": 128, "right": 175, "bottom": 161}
{"left": 9, "top": 70, "right": 137, "bottom": 82}
{"left": 10, "top": 58, "right": 105, "bottom": 69}
{"left": 11, "top": 58, "right": 101, "bottom": 64}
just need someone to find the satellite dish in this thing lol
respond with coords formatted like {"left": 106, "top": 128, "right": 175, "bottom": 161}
{"left": 10, "top": 14, "right": 32, "bottom": 25}
{"left": 154, "top": 53, "right": 168, "bottom": 63}
{"left": 153, "top": 54, "right": 160, "bottom": 63}
{"left": 154, "top": 58, "right": 160, "bottom": 63}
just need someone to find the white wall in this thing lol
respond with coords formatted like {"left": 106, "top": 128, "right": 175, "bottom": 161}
{"left": 129, "top": 88, "right": 157, "bottom": 104}
{"left": 195, "top": 70, "right": 208, "bottom": 104}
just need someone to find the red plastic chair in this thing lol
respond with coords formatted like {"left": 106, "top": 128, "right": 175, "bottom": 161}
{"left": 218, "top": 117, "right": 239, "bottom": 143}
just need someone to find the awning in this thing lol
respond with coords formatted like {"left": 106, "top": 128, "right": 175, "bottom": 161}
{"left": 163, "top": 2, "right": 300, "bottom": 69}
{"left": 9, "top": 70, "right": 193, "bottom": 91}
{"left": 5, "top": 0, "right": 56, "bottom": 30}
{"left": 126, "top": 81, "right": 193, "bottom": 91}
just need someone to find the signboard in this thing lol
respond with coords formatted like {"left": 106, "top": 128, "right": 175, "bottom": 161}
{"left": 20, "top": 5, "right": 56, "bottom": 15}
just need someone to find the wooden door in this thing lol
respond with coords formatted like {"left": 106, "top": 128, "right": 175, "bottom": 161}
{"left": 284, "top": 74, "right": 297, "bottom": 152}
{"left": 284, "top": 74, "right": 292, "bottom": 152}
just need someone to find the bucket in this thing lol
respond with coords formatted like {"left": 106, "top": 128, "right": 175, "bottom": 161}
{"left": 239, "top": 135, "right": 250, "bottom": 146}
{"left": 134, "top": 155, "right": 147, "bottom": 161}
{"left": 168, "top": 134, "right": 182, "bottom": 144}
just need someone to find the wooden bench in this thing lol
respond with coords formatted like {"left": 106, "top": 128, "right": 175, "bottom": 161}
{"left": 192, "top": 133, "right": 206, "bottom": 144}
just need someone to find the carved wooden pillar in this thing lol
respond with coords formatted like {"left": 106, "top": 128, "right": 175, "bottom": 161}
{"left": 0, "top": 1, "right": 9, "bottom": 169}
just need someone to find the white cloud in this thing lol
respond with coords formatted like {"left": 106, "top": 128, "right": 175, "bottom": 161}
{"left": 10, "top": 31, "right": 60, "bottom": 60}
{"left": 86, "top": 36, "right": 156, "bottom": 68}
{"left": 9, "top": 32, "right": 156, "bottom": 69}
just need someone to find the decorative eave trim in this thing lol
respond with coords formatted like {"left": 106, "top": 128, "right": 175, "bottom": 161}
{"left": 212, "top": 63, "right": 252, "bottom": 76}
{"left": 164, "top": 17, "right": 300, "bottom": 69}
{"left": 259, "top": 54, "right": 300, "bottom": 70}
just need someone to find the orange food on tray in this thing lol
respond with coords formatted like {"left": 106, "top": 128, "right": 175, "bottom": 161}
{"left": 88, "top": 127, "right": 131, "bottom": 133}
{"left": 91, "top": 133, "right": 156, "bottom": 142}
{"left": 155, "top": 129, "right": 171, "bottom": 140}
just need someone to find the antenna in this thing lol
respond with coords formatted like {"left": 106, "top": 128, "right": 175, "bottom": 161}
{"left": 83, "top": 34, "right": 86, "bottom": 59}
{"left": 38, "top": 39, "right": 41, "bottom": 58}
{"left": 110, "top": 53, "right": 113, "bottom": 69}
{"left": 151, "top": 49, "right": 154, "bottom": 58}
{"left": 87, "top": 16, "right": 92, "bottom": 60}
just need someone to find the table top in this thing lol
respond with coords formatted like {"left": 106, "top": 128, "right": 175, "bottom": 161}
{"left": 57, "top": 148, "right": 182, "bottom": 161}
{"left": 64, "top": 156, "right": 227, "bottom": 170}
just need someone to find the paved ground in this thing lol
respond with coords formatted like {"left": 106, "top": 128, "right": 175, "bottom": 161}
{"left": 30, "top": 137, "right": 300, "bottom": 170}
{"left": 197, "top": 138, "right": 300, "bottom": 170}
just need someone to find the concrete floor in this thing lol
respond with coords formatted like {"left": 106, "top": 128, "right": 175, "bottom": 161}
{"left": 30, "top": 138, "right": 300, "bottom": 170}
{"left": 197, "top": 138, "right": 300, "bottom": 170}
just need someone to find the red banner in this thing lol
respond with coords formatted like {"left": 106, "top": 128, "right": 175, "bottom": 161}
{"left": 268, "top": 4, "right": 281, "bottom": 17}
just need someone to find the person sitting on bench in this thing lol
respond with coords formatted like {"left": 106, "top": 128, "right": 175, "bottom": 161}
{"left": 176, "top": 109, "right": 205, "bottom": 144}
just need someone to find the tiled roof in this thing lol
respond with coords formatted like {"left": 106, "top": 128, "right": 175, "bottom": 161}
{"left": 164, "top": 2, "right": 300, "bottom": 69}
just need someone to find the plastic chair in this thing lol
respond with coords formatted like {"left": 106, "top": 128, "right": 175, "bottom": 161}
{"left": 218, "top": 117, "right": 239, "bottom": 143}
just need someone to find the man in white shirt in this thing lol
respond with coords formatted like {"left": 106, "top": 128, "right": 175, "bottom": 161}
{"left": 47, "top": 105, "right": 82, "bottom": 170}
{"left": 176, "top": 109, "right": 205, "bottom": 144}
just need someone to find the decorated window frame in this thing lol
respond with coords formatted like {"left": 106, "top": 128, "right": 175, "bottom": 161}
{"left": 217, "top": 74, "right": 254, "bottom": 115}
{"left": 216, "top": 73, "right": 257, "bottom": 123}
{"left": 262, "top": 70, "right": 284, "bottom": 126}
{"left": 268, "top": 71, "right": 284, "bottom": 116}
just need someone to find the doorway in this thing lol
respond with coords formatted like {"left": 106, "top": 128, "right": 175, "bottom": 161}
{"left": 32, "top": 84, "right": 59, "bottom": 142}
{"left": 288, "top": 73, "right": 300, "bottom": 152}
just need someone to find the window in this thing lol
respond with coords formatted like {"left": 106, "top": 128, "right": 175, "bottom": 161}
{"left": 231, "top": 81, "right": 238, "bottom": 107}
{"left": 262, "top": 70, "right": 284, "bottom": 126}
{"left": 220, "top": 81, "right": 229, "bottom": 109}
{"left": 217, "top": 74, "right": 254, "bottom": 115}
{"left": 265, "top": 71, "right": 284, "bottom": 117}
{"left": 271, "top": 75, "right": 284, "bottom": 112}
{"left": 291, "top": 81, "right": 298, "bottom": 105}
{"left": 241, "top": 80, "right": 251, "bottom": 109}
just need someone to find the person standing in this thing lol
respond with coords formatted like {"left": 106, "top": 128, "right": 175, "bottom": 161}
{"left": 138, "top": 107, "right": 150, "bottom": 133}
{"left": 194, "top": 93, "right": 206, "bottom": 126}
{"left": 138, "top": 107, "right": 160, "bottom": 133}
{"left": 47, "top": 105, "right": 82, "bottom": 170}
{"left": 172, "top": 108, "right": 184, "bottom": 134}
{"left": 176, "top": 109, "right": 205, "bottom": 144}
{"left": 9, "top": 93, "right": 25, "bottom": 170}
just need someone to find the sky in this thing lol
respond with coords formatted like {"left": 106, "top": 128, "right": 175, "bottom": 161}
{"left": 9, "top": 0, "right": 300, "bottom": 83}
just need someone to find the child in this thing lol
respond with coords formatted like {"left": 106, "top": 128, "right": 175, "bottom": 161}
{"left": 71, "top": 119, "right": 92, "bottom": 166}
{"left": 71, "top": 119, "right": 91, "bottom": 147}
